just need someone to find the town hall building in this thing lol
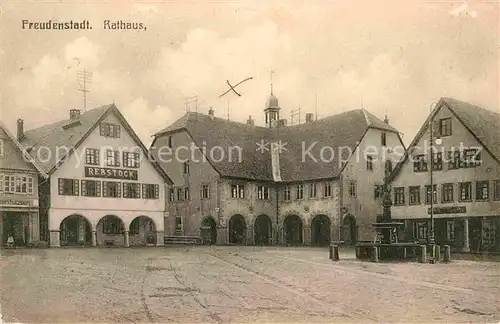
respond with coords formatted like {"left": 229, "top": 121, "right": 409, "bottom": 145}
{"left": 151, "top": 91, "right": 405, "bottom": 246}
{"left": 18, "top": 105, "right": 172, "bottom": 247}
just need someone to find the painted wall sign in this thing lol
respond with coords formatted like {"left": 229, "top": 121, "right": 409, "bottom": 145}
{"left": 0, "top": 199, "right": 31, "bottom": 207}
{"left": 428, "top": 206, "right": 466, "bottom": 214}
{"left": 84, "top": 166, "right": 138, "bottom": 180}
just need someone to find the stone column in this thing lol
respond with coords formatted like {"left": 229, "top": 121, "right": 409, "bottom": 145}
{"left": 124, "top": 231, "right": 130, "bottom": 247}
{"left": 246, "top": 226, "right": 254, "bottom": 245}
{"left": 462, "top": 218, "right": 470, "bottom": 252}
{"left": 91, "top": 230, "right": 97, "bottom": 247}
{"left": 217, "top": 227, "right": 228, "bottom": 245}
{"left": 303, "top": 225, "right": 311, "bottom": 245}
{"left": 156, "top": 231, "right": 165, "bottom": 246}
{"left": 49, "top": 230, "right": 60, "bottom": 247}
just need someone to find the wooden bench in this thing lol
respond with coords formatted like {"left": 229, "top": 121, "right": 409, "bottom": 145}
{"left": 164, "top": 236, "right": 203, "bottom": 245}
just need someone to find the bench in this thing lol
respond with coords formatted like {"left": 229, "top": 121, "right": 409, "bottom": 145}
{"left": 164, "top": 236, "right": 203, "bottom": 245}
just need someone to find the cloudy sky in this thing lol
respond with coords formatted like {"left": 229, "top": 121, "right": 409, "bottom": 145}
{"left": 1, "top": 0, "right": 498, "bottom": 146}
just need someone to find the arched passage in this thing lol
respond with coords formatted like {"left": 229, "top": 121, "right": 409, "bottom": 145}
{"left": 96, "top": 215, "right": 125, "bottom": 246}
{"left": 229, "top": 214, "right": 246, "bottom": 245}
{"left": 59, "top": 214, "right": 92, "bottom": 246}
{"left": 129, "top": 216, "right": 157, "bottom": 246}
{"left": 201, "top": 216, "right": 217, "bottom": 245}
{"left": 311, "top": 215, "right": 331, "bottom": 246}
{"left": 284, "top": 215, "right": 303, "bottom": 245}
{"left": 254, "top": 214, "right": 272, "bottom": 245}
{"left": 341, "top": 214, "right": 358, "bottom": 246}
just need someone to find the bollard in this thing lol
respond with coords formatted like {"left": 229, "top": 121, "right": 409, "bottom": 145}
{"left": 434, "top": 245, "right": 441, "bottom": 263}
{"left": 329, "top": 244, "right": 333, "bottom": 260}
{"left": 333, "top": 245, "right": 339, "bottom": 261}
{"left": 371, "top": 246, "right": 379, "bottom": 263}
{"left": 443, "top": 245, "right": 451, "bottom": 262}
{"left": 419, "top": 245, "right": 427, "bottom": 263}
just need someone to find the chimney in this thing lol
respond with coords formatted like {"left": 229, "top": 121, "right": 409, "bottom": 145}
{"left": 17, "top": 118, "right": 24, "bottom": 141}
{"left": 305, "top": 113, "right": 314, "bottom": 123}
{"left": 208, "top": 107, "right": 214, "bottom": 120}
{"left": 246, "top": 115, "right": 254, "bottom": 126}
{"left": 383, "top": 115, "right": 389, "bottom": 124}
{"left": 69, "top": 109, "right": 81, "bottom": 120}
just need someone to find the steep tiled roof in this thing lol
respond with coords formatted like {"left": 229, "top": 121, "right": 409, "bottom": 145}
{"left": 19, "top": 104, "right": 173, "bottom": 183}
{"left": 389, "top": 97, "right": 500, "bottom": 182}
{"left": 152, "top": 109, "right": 399, "bottom": 182}
{"left": 0, "top": 121, "right": 48, "bottom": 177}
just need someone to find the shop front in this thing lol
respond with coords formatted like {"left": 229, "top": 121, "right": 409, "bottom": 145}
{"left": 0, "top": 199, "right": 39, "bottom": 247}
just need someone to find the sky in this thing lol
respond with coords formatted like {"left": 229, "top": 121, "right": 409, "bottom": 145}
{"left": 0, "top": 0, "right": 498, "bottom": 147}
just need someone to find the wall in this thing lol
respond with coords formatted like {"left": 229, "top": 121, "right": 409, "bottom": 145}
{"left": 49, "top": 111, "right": 166, "bottom": 232}
{"left": 390, "top": 104, "right": 500, "bottom": 220}
{"left": 341, "top": 127, "right": 406, "bottom": 240}
{"left": 153, "top": 129, "right": 220, "bottom": 237}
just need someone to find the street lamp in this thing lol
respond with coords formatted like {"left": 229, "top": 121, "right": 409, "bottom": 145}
{"left": 428, "top": 101, "right": 440, "bottom": 257}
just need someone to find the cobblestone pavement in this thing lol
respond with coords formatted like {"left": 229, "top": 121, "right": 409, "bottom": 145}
{"left": 1, "top": 246, "right": 499, "bottom": 323}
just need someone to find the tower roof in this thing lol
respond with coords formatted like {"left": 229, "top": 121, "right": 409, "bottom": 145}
{"left": 266, "top": 93, "right": 280, "bottom": 110}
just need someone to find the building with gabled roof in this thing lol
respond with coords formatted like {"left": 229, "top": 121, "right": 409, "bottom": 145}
{"left": 17, "top": 105, "right": 173, "bottom": 247}
{"left": 388, "top": 97, "right": 500, "bottom": 253}
{"left": 0, "top": 121, "right": 47, "bottom": 246}
{"left": 151, "top": 91, "right": 405, "bottom": 245}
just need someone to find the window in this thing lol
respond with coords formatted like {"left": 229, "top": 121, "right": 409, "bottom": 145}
{"left": 202, "top": 184, "right": 210, "bottom": 199}
{"left": 446, "top": 221, "right": 455, "bottom": 240}
{"left": 85, "top": 148, "right": 100, "bottom": 165}
{"left": 102, "top": 216, "right": 122, "bottom": 234}
{"left": 494, "top": 180, "right": 500, "bottom": 201}
{"left": 81, "top": 180, "right": 101, "bottom": 197}
{"left": 439, "top": 118, "right": 452, "bottom": 137}
{"left": 310, "top": 183, "right": 317, "bottom": 199}
{"left": 184, "top": 187, "right": 190, "bottom": 200}
{"left": 365, "top": 155, "right": 373, "bottom": 171}
{"left": 463, "top": 149, "right": 481, "bottom": 168}
{"left": 476, "top": 181, "right": 489, "bottom": 201}
{"left": 409, "top": 186, "right": 420, "bottom": 205}
{"left": 123, "top": 182, "right": 140, "bottom": 199}
{"left": 142, "top": 184, "right": 159, "bottom": 199}
{"left": 482, "top": 219, "right": 496, "bottom": 249}
{"left": 459, "top": 182, "right": 472, "bottom": 201}
{"left": 106, "top": 150, "right": 120, "bottom": 167}
{"left": 381, "top": 132, "right": 387, "bottom": 146}
{"left": 129, "top": 218, "right": 140, "bottom": 235}
{"left": 448, "top": 150, "right": 460, "bottom": 169}
{"left": 348, "top": 181, "right": 356, "bottom": 198}
{"left": 102, "top": 181, "right": 121, "bottom": 198}
{"left": 175, "top": 216, "right": 183, "bottom": 231}
{"left": 257, "top": 186, "right": 270, "bottom": 200}
{"left": 442, "top": 183, "right": 454, "bottom": 203}
{"left": 374, "top": 184, "right": 383, "bottom": 199}
{"left": 176, "top": 188, "right": 184, "bottom": 201}
{"left": 58, "top": 178, "right": 79, "bottom": 196}
{"left": 100, "top": 122, "right": 121, "bottom": 138}
{"left": 385, "top": 160, "right": 393, "bottom": 175}
{"left": 283, "top": 186, "right": 291, "bottom": 201}
{"left": 123, "top": 152, "right": 140, "bottom": 168}
{"left": 415, "top": 222, "right": 428, "bottom": 240}
{"left": 169, "top": 188, "right": 175, "bottom": 201}
{"left": 413, "top": 155, "right": 427, "bottom": 172}
{"left": 432, "top": 153, "right": 443, "bottom": 171}
{"left": 1, "top": 175, "right": 34, "bottom": 194}
{"left": 183, "top": 161, "right": 190, "bottom": 174}
{"left": 0, "top": 139, "right": 4, "bottom": 158}
{"left": 296, "top": 184, "right": 304, "bottom": 200}
{"left": 323, "top": 182, "right": 332, "bottom": 197}
{"left": 230, "top": 184, "right": 244, "bottom": 198}
{"left": 425, "top": 185, "right": 437, "bottom": 204}
{"left": 394, "top": 187, "right": 405, "bottom": 205}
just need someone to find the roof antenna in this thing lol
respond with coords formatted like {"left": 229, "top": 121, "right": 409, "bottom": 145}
{"left": 77, "top": 68, "right": 93, "bottom": 112}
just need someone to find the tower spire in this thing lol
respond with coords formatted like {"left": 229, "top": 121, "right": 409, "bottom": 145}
{"left": 270, "top": 69, "right": 275, "bottom": 95}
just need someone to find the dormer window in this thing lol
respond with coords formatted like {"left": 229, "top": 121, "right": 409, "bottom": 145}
{"left": 100, "top": 123, "right": 120, "bottom": 138}
{"left": 381, "top": 132, "right": 387, "bottom": 146}
{"left": 0, "top": 139, "right": 4, "bottom": 158}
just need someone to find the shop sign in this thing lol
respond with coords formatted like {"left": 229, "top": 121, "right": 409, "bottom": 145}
{"left": 428, "top": 206, "right": 466, "bottom": 214}
{"left": 0, "top": 199, "right": 31, "bottom": 207}
{"left": 84, "top": 166, "right": 138, "bottom": 180}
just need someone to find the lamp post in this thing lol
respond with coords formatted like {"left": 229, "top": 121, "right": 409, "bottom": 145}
{"left": 428, "top": 101, "right": 439, "bottom": 254}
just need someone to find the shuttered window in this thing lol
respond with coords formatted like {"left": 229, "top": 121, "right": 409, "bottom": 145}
{"left": 58, "top": 178, "right": 79, "bottom": 196}
{"left": 142, "top": 184, "right": 159, "bottom": 199}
